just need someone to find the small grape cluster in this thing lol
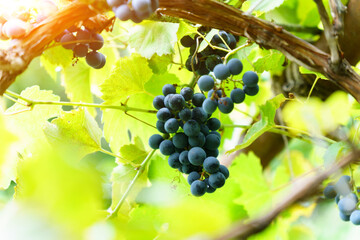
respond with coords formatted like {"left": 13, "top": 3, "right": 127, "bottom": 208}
{"left": 148, "top": 84, "right": 230, "bottom": 197}
{"left": 323, "top": 175, "right": 360, "bottom": 225}
{"left": 57, "top": 27, "right": 106, "bottom": 69}
{"left": 200, "top": 59, "right": 260, "bottom": 115}
{"left": 0, "top": 0, "right": 58, "bottom": 40}
{"left": 107, "top": 0, "right": 159, "bottom": 23}
{"left": 180, "top": 30, "right": 239, "bottom": 75}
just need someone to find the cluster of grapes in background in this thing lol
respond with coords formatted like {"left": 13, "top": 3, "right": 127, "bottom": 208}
{"left": 0, "top": 0, "right": 58, "bottom": 40}
{"left": 180, "top": 30, "right": 239, "bottom": 75}
{"left": 323, "top": 175, "right": 360, "bottom": 225}
{"left": 107, "top": 0, "right": 159, "bottom": 23}
{"left": 58, "top": 27, "right": 106, "bottom": 69}
{"left": 149, "top": 84, "right": 230, "bottom": 197}
{"left": 200, "top": 59, "right": 259, "bottom": 115}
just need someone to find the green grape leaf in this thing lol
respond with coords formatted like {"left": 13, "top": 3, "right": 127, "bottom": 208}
{"left": 0, "top": 114, "right": 18, "bottom": 189}
{"left": 147, "top": 54, "right": 173, "bottom": 74}
{"left": 102, "top": 93, "right": 156, "bottom": 154}
{"left": 119, "top": 137, "right": 148, "bottom": 164}
{"left": 44, "top": 108, "right": 102, "bottom": 158}
{"left": 41, "top": 46, "right": 73, "bottom": 80}
{"left": 248, "top": 0, "right": 285, "bottom": 13}
{"left": 299, "top": 66, "right": 327, "bottom": 79}
{"left": 231, "top": 152, "right": 271, "bottom": 217}
{"left": 227, "top": 94, "right": 286, "bottom": 153}
{"left": 323, "top": 141, "right": 350, "bottom": 167}
{"left": 129, "top": 21, "right": 179, "bottom": 59}
{"left": 16, "top": 149, "right": 103, "bottom": 232}
{"left": 253, "top": 50, "right": 285, "bottom": 73}
{"left": 110, "top": 162, "right": 149, "bottom": 215}
{"left": 144, "top": 73, "right": 180, "bottom": 96}
{"left": 177, "top": 20, "right": 197, "bottom": 40}
{"left": 5, "top": 86, "right": 62, "bottom": 150}
{"left": 100, "top": 54, "right": 153, "bottom": 103}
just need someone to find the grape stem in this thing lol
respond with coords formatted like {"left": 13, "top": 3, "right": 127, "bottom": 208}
{"left": 4, "top": 90, "right": 157, "bottom": 114}
{"left": 106, "top": 149, "right": 157, "bottom": 220}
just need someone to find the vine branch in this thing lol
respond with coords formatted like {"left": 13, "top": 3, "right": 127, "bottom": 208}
{"left": 216, "top": 149, "right": 360, "bottom": 240}
{"left": 329, "top": 0, "right": 347, "bottom": 35}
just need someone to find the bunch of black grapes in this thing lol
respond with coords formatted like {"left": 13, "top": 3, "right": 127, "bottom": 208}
{"left": 199, "top": 58, "right": 260, "bottom": 114}
{"left": 323, "top": 175, "right": 360, "bottom": 225}
{"left": 107, "top": 0, "right": 159, "bottom": 23}
{"left": 180, "top": 30, "right": 239, "bottom": 75}
{"left": 58, "top": 27, "right": 106, "bottom": 69}
{"left": 148, "top": 84, "right": 230, "bottom": 197}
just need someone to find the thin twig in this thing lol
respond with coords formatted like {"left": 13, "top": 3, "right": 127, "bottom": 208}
{"left": 216, "top": 149, "right": 360, "bottom": 240}
{"left": 329, "top": 0, "right": 347, "bottom": 35}
{"left": 314, "top": 0, "right": 341, "bottom": 67}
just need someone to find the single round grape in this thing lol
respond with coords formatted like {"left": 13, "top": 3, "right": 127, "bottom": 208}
{"left": 168, "top": 152, "right": 181, "bottom": 169}
{"left": 205, "top": 148, "right": 219, "bottom": 158}
{"left": 179, "top": 150, "right": 190, "bottom": 165}
{"left": 156, "top": 108, "right": 172, "bottom": 122}
{"left": 338, "top": 196, "right": 357, "bottom": 215}
{"left": 219, "top": 165, "right": 229, "bottom": 179}
{"left": 162, "top": 84, "right": 176, "bottom": 96}
{"left": 207, "top": 118, "right": 221, "bottom": 131}
{"left": 180, "top": 35, "right": 195, "bottom": 47}
{"left": 243, "top": 85, "right": 259, "bottom": 96}
{"left": 156, "top": 121, "right": 166, "bottom": 134}
{"left": 180, "top": 164, "right": 193, "bottom": 174}
{"left": 190, "top": 180, "right": 207, "bottom": 197}
{"left": 200, "top": 124, "right": 210, "bottom": 136}
{"left": 204, "top": 178, "right": 216, "bottom": 193}
{"left": 243, "top": 71, "right": 259, "bottom": 87}
{"left": 73, "top": 44, "right": 89, "bottom": 57}
{"left": 180, "top": 87, "right": 194, "bottom": 101}
{"left": 107, "top": 0, "right": 124, "bottom": 7}
{"left": 350, "top": 210, "right": 360, "bottom": 225}
{"left": 227, "top": 58, "right": 243, "bottom": 75}
{"left": 192, "top": 93, "right": 206, "bottom": 107}
{"left": 211, "top": 31, "right": 229, "bottom": 44}
{"left": 335, "top": 175, "right": 352, "bottom": 196}
{"left": 132, "top": 0, "right": 152, "bottom": 17}
{"left": 340, "top": 211, "right": 350, "bottom": 222}
{"left": 188, "top": 132, "right": 205, "bottom": 147}
{"left": 198, "top": 75, "right": 215, "bottom": 92}
{"left": 208, "top": 89, "right": 222, "bottom": 99}
{"left": 150, "top": 0, "right": 159, "bottom": 11}
{"left": 209, "top": 172, "right": 226, "bottom": 188}
{"left": 148, "top": 134, "right": 163, "bottom": 149}
{"left": 86, "top": 51, "right": 105, "bottom": 68}
{"left": 179, "top": 108, "right": 192, "bottom": 122}
{"left": 129, "top": 10, "right": 143, "bottom": 23}
{"left": 203, "top": 157, "right": 220, "bottom": 174}
{"left": 76, "top": 29, "right": 91, "bottom": 41}
{"left": 163, "top": 94, "right": 173, "bottom": 109}
{"left": 339, "top": 175, "right": 351, "bottom": 183}
{"left": 213, "top": 64, "right": 231, "bottom": 80}
{"left": 159, "top": 139, "right": 175, "bottom": 156}
{"left": 196, "top": 62, "right": 210, "bottom": 76}
{"left": 192, "top": 107, "right": 208, "bottom": 123}
{"left": 185, "top": 56, "right": 200, "bottom": 71}
{"left": 92, "top": 53, "right": 106, "bottom": 69}
{"left": 2, "top": 19, "right": 28, "bottom": 39}
{"left": 323, "top": 185, "right": 337, "bottom": 199}
{"left": 230, "top": 88, "right": 245, "bottom": 104}
{"left": 60, "top": 32, "right": 77, "bottom": 49}
{"left": 183, "top": 120, "right": 200, "bottom": 137}
{"left": 172, "top": 133, "right": 188, "bottom": 149}
{"left": 202, "top": 98, "right": 218, "bottom": 114}
{"left": 205, "top": 55, "right": 222, "bottom": 72}
{"left": 169, "top": 94, "right": 185, "bottom": 111}
{"left": 153, "top": 95, "right": 165, "bottom": 110}
{"left": 205, "top": 134, "right": 221, "bottom": 150}
{"left": 89, "top": 33, "right": 104, "bottom": 51}
{"left": 187, "top": 171, "right": 201, "bottom": 185}
{"left": 227, "top": 33, "right": 237, "bottom": 49}
{"left": 188, "top": 147, "right": 206, "bottom": 166}
{"left": 115, "top": 4, "right": 132, "bottom": 21}
{"left": 164, "top": 118, "right": 179, "bottom": 133}
{"left": 218, "top": 97, "right": 234, "bottom": 114}
{"left": 209, "top": 131, "right": 221, "bottom": 138}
